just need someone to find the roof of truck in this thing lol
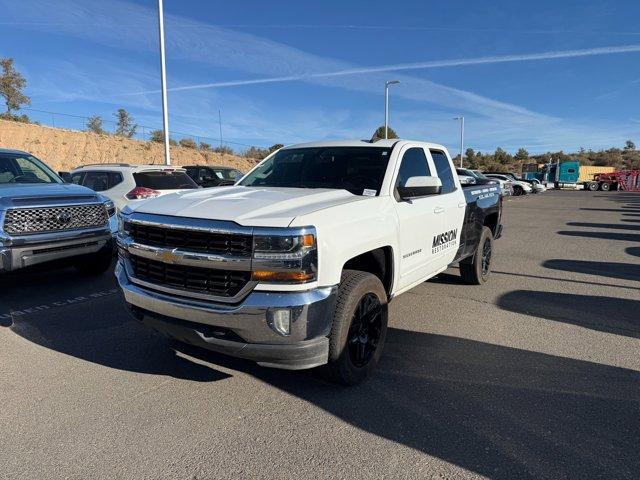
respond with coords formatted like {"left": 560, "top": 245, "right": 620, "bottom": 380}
{"left": 281, "top": 139, "right": 448, "bottom": 151}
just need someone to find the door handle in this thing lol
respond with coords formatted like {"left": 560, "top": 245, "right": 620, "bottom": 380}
{"left": 434, "top": 206, "right": 444, "bottom": 214}
{"left": 458, "top": 202, "right": 466, "bottom": 208}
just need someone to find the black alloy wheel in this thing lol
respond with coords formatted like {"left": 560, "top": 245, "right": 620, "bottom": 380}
{"left": 481, "top": 237, "right": 492, "bottom": 276}
{"left": 347, "top": 293, "right": 383, "bottom": 368}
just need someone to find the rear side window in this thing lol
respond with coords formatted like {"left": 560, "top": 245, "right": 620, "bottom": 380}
{"left": 133, "top": 171, "right": 198, "bottom": 190}
{"left": 81, "top": 171, "right": 123, "bottom": 191}
{"left": 396, "top": 148, "right": 431, "bottom": 188}
{"left": 430, "top": 150, "right": 456, "bottom": 194}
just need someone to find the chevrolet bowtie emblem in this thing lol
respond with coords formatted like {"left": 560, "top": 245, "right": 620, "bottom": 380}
{"left": 159, "top": 250, "right": 178, "bottom": 264}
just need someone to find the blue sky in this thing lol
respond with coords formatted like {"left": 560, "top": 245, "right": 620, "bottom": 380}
{"left": 1, "top": 0, "right": 640, "bottom": 154}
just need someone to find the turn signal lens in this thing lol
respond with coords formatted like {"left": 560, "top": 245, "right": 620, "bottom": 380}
{"left": 252, "top": 271, "right": 315, "bottom": 283}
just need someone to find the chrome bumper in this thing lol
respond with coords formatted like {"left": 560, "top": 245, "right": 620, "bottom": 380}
{"left": 116, "top": 260, "right": 338, "bottom": 369}
{"left": 0, "top": 227, "right": 112, "bottom": 272}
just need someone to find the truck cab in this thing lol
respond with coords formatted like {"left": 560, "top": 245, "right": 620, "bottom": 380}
{"left": 116, "top": 139, "right": 502, "bottom": 384}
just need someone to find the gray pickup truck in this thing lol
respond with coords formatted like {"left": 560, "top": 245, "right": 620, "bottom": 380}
{"left": 0, "top": 148, "right": 115, "bottom": 275}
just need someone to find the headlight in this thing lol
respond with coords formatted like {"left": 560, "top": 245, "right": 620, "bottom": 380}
{"left": 117, "top": 213, "right": 130, "bottom": 235}
{"left": 252, "top": 228, "right": 317, "bottom": 283}
{"left": 104, "top": 200, "right": 116, "bottom": 217}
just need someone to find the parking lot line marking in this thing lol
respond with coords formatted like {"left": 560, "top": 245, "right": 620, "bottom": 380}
{"left": 0, "top": 288, "right": 118, "bottom": 321}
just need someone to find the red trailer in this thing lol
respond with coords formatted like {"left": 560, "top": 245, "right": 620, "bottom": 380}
{"left": 584, "top": 170, "right": 640, "bottom": 192}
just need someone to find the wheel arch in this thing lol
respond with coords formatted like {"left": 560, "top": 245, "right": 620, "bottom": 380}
{"left": 342, "top": 246, "right": 394, "bottom": 298}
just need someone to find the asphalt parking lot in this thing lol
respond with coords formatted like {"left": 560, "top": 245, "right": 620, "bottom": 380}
{"left": 1, "top": 190, "right": 638, "bottom": 480}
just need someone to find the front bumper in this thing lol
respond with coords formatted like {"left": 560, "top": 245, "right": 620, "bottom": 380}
{"left": 0, "top": 227, "right": 112, "bottom": 273}
{"left": 116, "top": 261, "right": 338, "bottom": 370}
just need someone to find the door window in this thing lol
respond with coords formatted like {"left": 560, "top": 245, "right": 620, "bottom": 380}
{"left": 430, "top": 150, "right": 456, "bottom": 194}
{"left": 82, "top": 172, "right": 110, "bottom": 191}
{"left": 396, "top": 147, "right": 431, "bottom": 188}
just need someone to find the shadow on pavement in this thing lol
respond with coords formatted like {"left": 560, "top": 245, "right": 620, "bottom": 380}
{"left": 580, "top": 208, "right": 640, "bottom": 213}
{"left": 175, "top": 330, "right": 640, "bottom": 480}
{"left": 1, "top": 294, "right": 228, "bottom": 382}
{"left": 543, "top": 259, "right": 640, "bottom": 282}
{"left": 497, "top": 290, "right": 640, "bottom": 338}
{"left": 557, "top": 230, "right": 640, "bottom": 242}
{"left": 627, "top": 247, "right": 640, "bottom": 258}
{"left": 566, "top": 222, "right": 640, "bottom": 231}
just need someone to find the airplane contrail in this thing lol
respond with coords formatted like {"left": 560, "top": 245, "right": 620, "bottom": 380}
{"left": 131, "top": 44, "right": 640, "bottom": 95}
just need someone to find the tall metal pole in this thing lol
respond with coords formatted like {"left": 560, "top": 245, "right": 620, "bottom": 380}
{"left": 218, "top": 109, "right": 223, "bottom": 149}
{"left": 384, "top": 80, "right": 400, "bottom": 139}
{"left": 157, "top": 0, "right": 171, "bottom": 165}
{"left": 454, "top": 116, "right": 464, "bottom": 167}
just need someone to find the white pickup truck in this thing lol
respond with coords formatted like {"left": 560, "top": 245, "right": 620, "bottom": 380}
{"left": 116, "top": 139, "right": 502, "bottom": 384}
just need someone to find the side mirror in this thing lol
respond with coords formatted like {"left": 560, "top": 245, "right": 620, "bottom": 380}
{"left": 58, "top": 171, "right": 72, "bottom": 183}
{"left": 397, "top": 176, "right": 442, "bottom": 200}
{"left": 459, "top": 175, "right": 476, "bottom": 185}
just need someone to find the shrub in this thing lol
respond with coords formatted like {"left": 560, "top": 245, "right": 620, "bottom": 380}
{"left": 179, "top": 138, "right": 197, "bottom": 149}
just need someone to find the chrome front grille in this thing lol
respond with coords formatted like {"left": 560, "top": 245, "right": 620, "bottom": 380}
{"left": 128, "top": 222, "right": 252, "bottom": 257}
{"left": 129, "top": 255, "right": 251, "bottom": 298}
{"left": 121, "top": 215, "right": 255, "bottom": 302}
{"left": 3, "top": 204, "right": 108, "bottom": 235}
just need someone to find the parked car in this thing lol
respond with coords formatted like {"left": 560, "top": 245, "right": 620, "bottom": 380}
{"left": 521, "top": 178, "right": 547, "bottom": 193}
{"left": 116, "top": 139, "right": 503, "bottom": 385}
{"left": 0, "top": 148, "right": 115, "bottom": 275}
{"left": 69, "top": 164, "right": 199, "bottom": 211}
{"left": 184, "top": 165, "right": 243, "bottom": 187}
{"left": 484, "top": 174, "right": 532, "bottom": 196}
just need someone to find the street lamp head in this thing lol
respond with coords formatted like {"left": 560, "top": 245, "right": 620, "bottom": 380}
{"left": 386, "top": 80, "right": 400, "bottom": 87}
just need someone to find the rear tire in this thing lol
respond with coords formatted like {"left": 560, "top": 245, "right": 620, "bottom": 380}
{"left": 588, "top": 182, "right": 599, "bottom": 191}
{"left": 600, "top": 182, "right": 610, "bottom": 191}
{"left": 324, "top": 270, "right": 388, "bottom": 386}
{"left": 74, "top": 240, "right": 114, "bottom": 276}
{"left": 460, "top": 227, "right": 494, "bottom": 285}
{"left": 512, "top": 185, "right": 523, "bottom": 196}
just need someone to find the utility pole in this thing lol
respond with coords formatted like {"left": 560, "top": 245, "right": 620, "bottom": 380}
{"left": 218, "top": 109, "right": 223, "bottom": 149}
{"left": 157, "top": 0, "right": 171, "bottom": 165}
{"left": 384, "top": 80, "right": 400, "bottom": 139}
{"left": 453, "top": 116, "right": 464, "bottom": 168}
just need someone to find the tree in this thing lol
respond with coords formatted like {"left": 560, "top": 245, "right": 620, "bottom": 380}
{"left": 371, "top": 125, "right": 398, "bottom": 141}
{"left": 86, "top": 115, "right": 104, "bottom": 134}
{"left": 494, "top": 147, "right": 512, "bottom": 165}
{"left": 199, "top": 142, "right": 212, "bottom": 151}
{"left": 269, "top": 143, "right": 284, "bottom": 153}
{"left": 624, "top": 140, "right": 636, "bottom": 151}
{"left": 465, "top": 148, "right": 477, "bottom": 168}
{"left": 514, "top": 148, "right": 529, "bottom": 161}
{"left": 179, "top": 138, "right": 197, "bottom": 149}
{"left": 114, "top": 108, "right": 137, "bottom": 138}
{"left": 214, "top": 145, "right": 234, "bottom": 155}
{"left": 0, "top": 58, "right": 30, "bottom": 113}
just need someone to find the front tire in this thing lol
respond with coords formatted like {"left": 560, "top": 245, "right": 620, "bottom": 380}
{"left": 324, "top": 270, "right": 388, "bottom": 386}
{"left": 460, "top": 227, "right": 494, "bottom": 285}
{"left": 512, "top": 185, "right": 523, "bottom": 196}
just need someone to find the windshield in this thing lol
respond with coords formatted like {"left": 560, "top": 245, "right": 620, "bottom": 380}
{"left": 238, "top": 146, "right": 392, "bottom": 196}
{"left": 0, "top": 153, "right": 62, "bottom": 184}
{"left": 470, "top": 170, "right": 489, "bottom": 180}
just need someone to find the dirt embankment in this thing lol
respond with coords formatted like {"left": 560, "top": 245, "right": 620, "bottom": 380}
{"left": 0, "top": 119, "right": 257, "bottom": 172}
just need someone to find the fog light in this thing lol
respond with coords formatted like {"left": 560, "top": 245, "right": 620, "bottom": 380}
{"left": 268, "top": 308, "right": 291, "bottom": 336}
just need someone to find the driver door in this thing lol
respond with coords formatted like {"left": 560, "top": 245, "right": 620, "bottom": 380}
{"left": 393, "top": 146, "right": 444, "bottom": 290}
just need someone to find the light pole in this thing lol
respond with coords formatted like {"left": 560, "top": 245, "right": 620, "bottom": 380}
{"left": 453, "top": 116, "right": 464, "bottom": 168}
{"left": 384, "top": 80, "right": 400, "bottom": 139}
{"left": 157, "top": 0, "right": 171, "bottom": 165}
{"left": 218, "top": 108, "right": 223, "bottom": 149}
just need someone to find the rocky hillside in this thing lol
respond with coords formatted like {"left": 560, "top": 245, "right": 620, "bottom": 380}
{"left": 0, "top": 119, "right": 257, "bottom": 172}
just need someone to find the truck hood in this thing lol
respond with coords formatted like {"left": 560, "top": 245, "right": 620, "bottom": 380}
{"left": 0, "top": 183, "right": 101, "bottom": 208}
{"left": 131, "top": 186, "right": 367, "bottom": 227}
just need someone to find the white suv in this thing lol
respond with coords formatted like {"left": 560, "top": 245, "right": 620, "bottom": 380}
{"left": 70, "top": 164, "right": 199, "bottom": 210}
